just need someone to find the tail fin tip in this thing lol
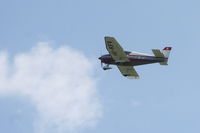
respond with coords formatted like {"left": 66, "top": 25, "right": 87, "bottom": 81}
{"left": 163, "top": 47, "right": 172, "bottom": 50}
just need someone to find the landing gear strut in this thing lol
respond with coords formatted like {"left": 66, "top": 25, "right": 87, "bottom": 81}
{"left": 102, "top": 64, "right": 112, "bottom": 70}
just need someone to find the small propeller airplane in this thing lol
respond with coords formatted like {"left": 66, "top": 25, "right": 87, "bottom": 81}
{"left": 98, "top": 37, "right": 172, "bottom": 79}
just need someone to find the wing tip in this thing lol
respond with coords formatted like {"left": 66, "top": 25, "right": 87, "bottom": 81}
{"left": 104, "top": 36, "right": 115, "bottom": 40}
{"left": 124, "top": 75, "right": 140, "bottom": 79}
{"left": 127, "top": 76, "right": 140, "bottom": 79}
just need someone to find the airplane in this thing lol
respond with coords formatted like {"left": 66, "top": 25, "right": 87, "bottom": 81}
{"left": 98, "top": 36, "right": 172, "bottom": 79}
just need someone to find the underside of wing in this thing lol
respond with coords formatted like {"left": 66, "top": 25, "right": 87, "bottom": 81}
{"left": 117, "top": 65, "right": 139, "bottom": 79}
{"left": 105, "top": 37, "right": 129, "bottom": 62}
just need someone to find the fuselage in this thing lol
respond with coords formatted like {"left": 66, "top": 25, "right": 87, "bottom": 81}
{"left": 99, "top": 51, "right": 168, "bottom": 66}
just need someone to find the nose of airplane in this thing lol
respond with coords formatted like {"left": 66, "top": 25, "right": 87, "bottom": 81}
{"left": 98, "top": 56, "right": 102, "bottom": 60}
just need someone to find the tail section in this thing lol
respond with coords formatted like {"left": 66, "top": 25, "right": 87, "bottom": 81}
{"left": 160, "top": 47, "right": 172, "bottom": 65}
{"left": 152, "top": 47, "right": 172, "bottom": 65}
{"left": 162, "top": 47, "right": 172, "bottom": 58}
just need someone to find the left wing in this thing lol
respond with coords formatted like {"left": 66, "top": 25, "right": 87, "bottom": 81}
{"left": 105, "top": 37, "right": 129, "bottom": 62}
{"left": 117, "top": 65, "right": 139, "bottom": 79}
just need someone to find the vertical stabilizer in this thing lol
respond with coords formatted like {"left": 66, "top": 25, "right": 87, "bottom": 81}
{"left": 159, "top": 47, "right": 172, "bottom": 65}
{"left": 162, "top": 47, "right": 172, "bottom": 58}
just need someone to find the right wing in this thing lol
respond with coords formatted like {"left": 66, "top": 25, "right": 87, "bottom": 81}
{"left": 117, "top": 65, "right": 139, "bottom": 79}
{"left": 105, "top": 37, "right": 129, "bottom": 62}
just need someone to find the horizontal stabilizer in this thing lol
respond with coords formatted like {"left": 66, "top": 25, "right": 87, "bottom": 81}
{"left": 152, "top": 49, "right": 169, "bottom": 65}
{"left": 152, "top": 49, "right": 165, "bottom": 58}
{"left": 159, "top": 62, "right": 168, "bottom": 65}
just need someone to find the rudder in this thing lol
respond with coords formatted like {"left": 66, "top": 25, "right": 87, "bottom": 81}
{"left": 160, "top": 47, "right": 172, "bottom": 65}
{"left": 162, "top": 47, "right": 172, "bottom": 58}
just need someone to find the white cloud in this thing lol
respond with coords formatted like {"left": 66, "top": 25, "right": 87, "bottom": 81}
{"left": 0, "top": 43, "right": 102, "bottom": 133}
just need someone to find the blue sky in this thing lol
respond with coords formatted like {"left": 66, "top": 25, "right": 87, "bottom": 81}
{"left": 0, "top": 0, "right": 200, "bottom": 133}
